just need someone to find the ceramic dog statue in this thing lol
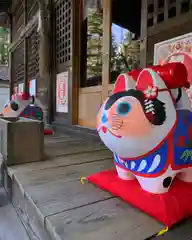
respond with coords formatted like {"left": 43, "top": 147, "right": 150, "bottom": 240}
{"left": 97, "top": 62, "right": 192, "bottom": 194}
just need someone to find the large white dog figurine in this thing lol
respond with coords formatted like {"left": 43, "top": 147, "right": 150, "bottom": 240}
{"left": 97, "top": 62, "right": 192, "bottom": 194}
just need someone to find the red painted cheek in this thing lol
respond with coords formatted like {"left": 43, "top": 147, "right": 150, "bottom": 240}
{"left": 101, "top": 126, "right": 107, "bottom": 133}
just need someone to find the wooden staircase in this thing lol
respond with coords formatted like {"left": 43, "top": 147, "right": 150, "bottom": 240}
{"left": 2, "top": 131, "right": 188, "bottom": 240}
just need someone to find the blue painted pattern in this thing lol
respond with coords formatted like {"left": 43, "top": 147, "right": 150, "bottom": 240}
{"left": 20, "top": 105, "right": 43, "bottom": 121}
{"left": 114, "top": 139, "right": 168, "bottom": 175}
{"left": 173, "top": 110, "right": 192, "bottom": 167}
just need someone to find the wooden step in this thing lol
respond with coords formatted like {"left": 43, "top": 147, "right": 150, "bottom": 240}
{"left": 3, "top": 133, "right": 192, "bottom": 240}
{"left": 5, "top": 147, "right": 164, "bottom": 240}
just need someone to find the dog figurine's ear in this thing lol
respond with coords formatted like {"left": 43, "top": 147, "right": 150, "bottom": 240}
{"left": 135, "top": 68, "right": 169, "bottom": 126}
{"left": 136, "top": 68, "right": 167, "bottom": 95}
{"left": 33, "top": 97, "right": 44, "bottom": 109}
{"left": 113, "top": 70, "right": 140, "bottom": 94}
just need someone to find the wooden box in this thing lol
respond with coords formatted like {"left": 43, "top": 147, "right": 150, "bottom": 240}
{"left": 0, "top": 117, "right": 44, "bottom": 166}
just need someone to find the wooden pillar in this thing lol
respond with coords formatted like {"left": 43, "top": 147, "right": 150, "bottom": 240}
{"left": 71, "top": 0, "right": 81, "bottom": 124}
{"left": 102, "top": 0, "right": 111, "bottom": 101}
{"left": 153, "top": 0, "right": 158, "bottom": 25}
{"left": 140, "top": 0, "right": 148, "bottom": 68}
{"left": 24, "top": 0, "right": 28, "bottom": 94}
{"left": 38, "top": 0, "right": 52, "bottom": 124}
{"left": 176, "top": 0, "right": 181, "bottom": 16}
{"left": 9, "top": 13, "right": 13, "bottom": 99}
{"left": 164, "top": 0, "right": 169, "bottom": 20}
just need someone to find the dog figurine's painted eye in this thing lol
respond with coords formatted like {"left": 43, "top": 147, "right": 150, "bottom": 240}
{"left": 10, "top": 101, "right": 19, "bottom": 111}
{"left": 116, "top": 102, "right": 131, "bottom": 116}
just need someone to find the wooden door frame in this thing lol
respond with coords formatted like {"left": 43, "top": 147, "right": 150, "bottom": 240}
{"left": 140, "top": 0, "right": 148, "bottom": 68}
{"left": 71, "top": 0, "right": 81, "bottom": 125}
{"left": 52, "top": 0, "right": 81, "bottom": 125}
{"left": 102, "top": 0, "right": 112, "bottom": 101}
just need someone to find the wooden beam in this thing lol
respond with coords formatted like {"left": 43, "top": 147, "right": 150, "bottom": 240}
{"left": 9, "top": 12, "right": 38, "bottom": 53}
{"left": 153, "top": 0, "right": 158, "bottom": 25}
{"left": 48, "top": 0, "right": 54, "bottom": 124}
{"left": 147, "top": 11, "right": 192, "bottom": 37}
{"left": 9, "top": 13, "right": 13, "bottom": 99}
{"left": 24, "top": 39, "right": 28, "bottom": 93}
{"left": 11, "top": 0, "right": 24, "bottom": 14}
{"left": 24, "top": 0, "right": 28, "bottom": 94}
{"left": 164, "top": 0, "right": 169, "bottom": 20}
{"left": 176, "top": 0, "right": 181, "bottom": 16}
{"left": 102, "top": 0, "right": 111, "bottom": 101}
{"left": 71, "top": 0, "right": 81, "bottom": 125}
{"left": 140, "top": 0, "right": 148, "bottom": 68}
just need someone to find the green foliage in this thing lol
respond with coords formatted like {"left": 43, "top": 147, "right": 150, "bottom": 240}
{"left": 86, "top": 9, "right": 103, "bottom": 78}
{"left": 0, "top": 27, "right": 10, "bottom": 66}
{"left": 86, "top": 8, "right": 140, "bottom": 82}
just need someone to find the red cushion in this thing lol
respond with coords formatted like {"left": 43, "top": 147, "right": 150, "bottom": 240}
{"left": 88, "top": 170, "right": 192, "bottom": 227}
{"left": 44, "top": 129, "right": 54, "bottom": 135}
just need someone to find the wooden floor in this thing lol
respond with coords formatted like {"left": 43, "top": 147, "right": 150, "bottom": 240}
{"left": 7, "top": 132, "right": 192, "bottom": 240}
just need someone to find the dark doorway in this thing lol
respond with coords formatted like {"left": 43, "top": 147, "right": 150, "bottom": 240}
{"left": 111, "top": 0, "right": 141, "bottom": 83}
{"left": 80, "top": 0, "right": 141, "bottom": 87}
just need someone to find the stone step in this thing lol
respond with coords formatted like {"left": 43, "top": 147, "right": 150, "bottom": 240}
{"left": 52, "top": 122, "right": 99, "bottom": 141}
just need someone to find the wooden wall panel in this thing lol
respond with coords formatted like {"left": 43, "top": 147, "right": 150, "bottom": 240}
{"left": 78, "top": 87, "right": 102, "bottom": 128}
{"left": 78, "top": 84, "right": 114, "bottom": 129}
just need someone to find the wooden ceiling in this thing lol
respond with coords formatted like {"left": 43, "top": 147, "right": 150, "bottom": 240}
{"left": 0, "top": 0, "right": 10, "bottom": 27}
{"left": 0, "top": 0, "right": 10, "bottom": 13}
{"left": 0, "top": 0, "right": 141, "bottom": 35}
{"left": 112, "top": 0, "right": 141, "bottom": 36}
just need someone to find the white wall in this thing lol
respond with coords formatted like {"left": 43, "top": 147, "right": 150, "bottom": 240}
{"left": 0, "top": 87, "right": 9, "bottom": 111}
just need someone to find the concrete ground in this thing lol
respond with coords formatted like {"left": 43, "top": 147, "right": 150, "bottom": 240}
{"left": 0, "top": 187, "right": 30, "bottom": 240}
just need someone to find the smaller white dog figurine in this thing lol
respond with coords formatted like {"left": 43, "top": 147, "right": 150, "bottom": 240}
{"left": 2, "top": 92, "right": 44, "bottom": 121}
